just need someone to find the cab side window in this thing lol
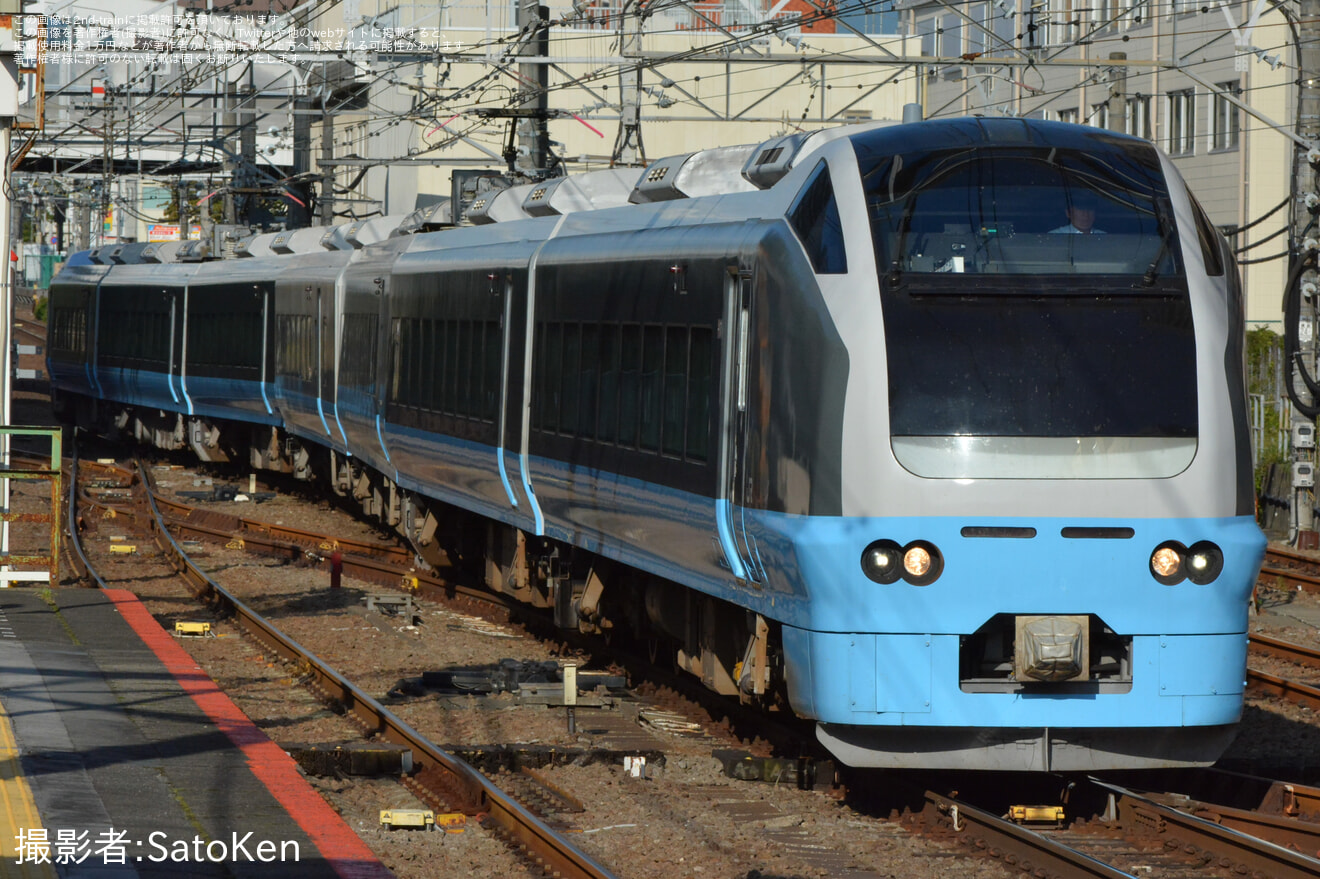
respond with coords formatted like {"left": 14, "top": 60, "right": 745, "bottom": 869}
{"left": 789, "top": 161, "right": 848, "bottom": 274}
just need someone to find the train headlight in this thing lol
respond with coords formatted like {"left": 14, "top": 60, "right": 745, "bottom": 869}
{"left": 1185, "top": 541, "right": 1224, "bottom": 585}
{"left": 860, "top": 540, "right": 903, "bottom": 584}
{"left": 1150, "top": 541, "right": 1186, "bottom": 585}
{"left": 901, "top": 541, "right": 943, "bottom": 586}
{"left": 904, "top": 546, "right": 931, "bottom": 577}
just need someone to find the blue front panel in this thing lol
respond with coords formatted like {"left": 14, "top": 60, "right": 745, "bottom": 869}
{"left": 738, "top": 513, "right": 1265, "bottom": 636}
{"left": 184, "top": 376, "right": 279, "bottom": 425}
{"left": 782, "top": 627, "right": 1247, "bottom": 728}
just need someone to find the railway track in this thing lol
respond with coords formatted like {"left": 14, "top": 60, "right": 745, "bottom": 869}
{"left": 1260, "top": 546, "right": 1320, "bottom": 594}
{"left": 64, "top": 454, "right": 1320, "bottom": 878}
{"left": 67, "top": 449, "right": 619, "bottom": 879}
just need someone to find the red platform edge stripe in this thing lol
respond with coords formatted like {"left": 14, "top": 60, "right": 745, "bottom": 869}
{"left": 101, "top": 589, "right": 394, "bottom": 879}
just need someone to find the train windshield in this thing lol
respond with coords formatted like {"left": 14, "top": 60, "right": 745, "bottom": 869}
{"left": 853, "top": 131, "right": 1197, "bottom": 479}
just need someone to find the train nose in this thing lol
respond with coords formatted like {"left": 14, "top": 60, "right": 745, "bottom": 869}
{"left": 1014, "top": 615, "right": 1088, "bottom": 682}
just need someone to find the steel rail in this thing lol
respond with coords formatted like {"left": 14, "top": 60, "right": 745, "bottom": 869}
{"left": 121, "top": 462, "right": 618, "bottom": 879}
{"left": 921, "top": 791, "right": 1135, "bottom": 878}
{"left": 151, "top": 501, "right": 502, "bottom": 606}
{"left": 1260, "top": 547, "right": 1320, "bottom": 595}
{"left": 1172, "top": 767, "right": 1320, "bottom": 824}
{"left": 1094, "top": 779, "right": 1320, "bottom": 879}
{"left": 1250, "top": 632, "right": 1320, "bottom": 669}
{"left": 1246, "top": 666, "right": 1320, "bottom": 711}
{"left": 1169, "top": 797, "right": 1320, "bottom": 859}
{"left": 151, "top": 494, "right": 409, "bottom": 565}
{"left": 63, "top": 446, "right": 107, "bottom": 589}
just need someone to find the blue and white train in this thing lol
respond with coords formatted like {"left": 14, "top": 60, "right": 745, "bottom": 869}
{"left": 48, "top": 117, "right": 1266, "bottom": 770}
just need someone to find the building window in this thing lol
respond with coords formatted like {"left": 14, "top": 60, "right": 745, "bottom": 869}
{"left": 941, "top": 14, "right": 962, "bottom": 57}
{"left": 1051, "top": 0, "right": 1081, "bottom": 43}
{"left": 1092, "top": 0, "right": 1114, "bottom": 29}
{"left": 1089, "top": 102, "right": 1110, "bottom": 128}
{"left": 1167, "top": 89, "right": 1195, "bottom": 156}
{"left": 1213, "top": 81, "right": 1241, "bottom": 150}
{"left": 968, "top": 3, "right": 988, "bottom": 53}
{"left": 1120, "top": 0, "right": 1148, "bottom": 29}
{"left": 1125, "top": 95, "right": 1151, "bottom": 139}
{"left": 1057, "top": 107, "right": 1079, "bottom": 125}
{"left": 918, "top": 15, "right": 936, "bottom": 55}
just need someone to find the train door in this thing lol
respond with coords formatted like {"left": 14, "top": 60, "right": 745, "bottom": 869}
{"left": 168, "top": 287, "right": 189, "bottom": 412}
{"left": 717, "top": 268, "right": 764, "bottom": 584}
{"left": 499, "top": 271, "right": 530, "bottom": 516}
{"left": 312, "top": 286, "right": 333, "bottom": 439}
{"left": 318, "top": 286, "right": 335, "bottom": 440}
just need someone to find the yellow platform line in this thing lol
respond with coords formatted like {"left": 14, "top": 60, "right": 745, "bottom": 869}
{"left": 0, "top": 699, "right": 56, "bottom": 879}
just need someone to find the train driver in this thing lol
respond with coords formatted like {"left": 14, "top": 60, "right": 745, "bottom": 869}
{"left": 1050, "top": 191, "right": 1105, "bottom": 235}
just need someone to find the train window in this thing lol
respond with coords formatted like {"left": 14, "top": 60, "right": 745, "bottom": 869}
{"left": 532, "top": 318, "right": 715, "bottom": 467}
{"left": 278, "top": 314, "right": 316, "bottom": 382}
{"left": 598, "top": 326, "right": 621, "bottom": 444}
{"left": 341, "top": 313, "right": 377, "bottom": 391}
{"left": 396, "top": 320, "right": 411, "bottom": 404}
{"left": 619, "top": 324, "right": 640, "bottom": 446}
{"left": 789, "top": 161, "right": 848, "bottom": 274}
{"left": 188, "top": 297, "right": 261, "bottom": 374}
{"left": 1190, "top": 197, "right": 1225, "bottom": 277}
{"left": 857, "top": 138, "right": 1181, "bottom": 281}
{"left": 484, "top": 321, "right": 502, "bottom": 421}
{"left": 386, "top": 314, "right": 501, "bottom": 424}
{"left": 562, "top": 324, "right": 582, "bottom": 434}
{"left": 441, "top": 320, "right": 457, "bottom": 414}
{"left": 686, "top": 327, "right": 713, "bottom": 463}
{"left": 50, "top": 305, "right": 87, "bottom": 357}
{"left": 101, "top": 291, "right": 171, "bottom": 369}
{"left": 639, "top": 326, "right": 663, "bottom": 451}
{"left": 580, "top": 324, "right": 600, "bottom": 437}
{"left": 543, "top": 323, "right": 563, "bottom": 433}
{"left": 662, "top": 326, "right": 688, "bottom": 456}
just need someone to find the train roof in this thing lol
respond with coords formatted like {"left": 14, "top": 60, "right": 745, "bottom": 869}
{"left": 62, "top": 119, "right": 916, "bottom": 270}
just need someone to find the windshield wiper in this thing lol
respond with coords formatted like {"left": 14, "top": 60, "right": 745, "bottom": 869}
{"left": 1141, "top": 200, "right": 1172, "bottom": 287}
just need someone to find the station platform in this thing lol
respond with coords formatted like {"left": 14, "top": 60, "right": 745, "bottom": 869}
{"left": 0, "top": 588, "right": 393, "bottom": 879}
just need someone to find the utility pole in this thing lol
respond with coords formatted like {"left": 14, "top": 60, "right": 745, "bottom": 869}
{"left": 223, "top": 81, "right": 236, "bottom": 225}
{"left": 289, "top": 96, "right": 313, "bottom": 228}
{"left": 516, "top": 2, "right": 550, "bottom": 177}
{"left": 238, "top": 79, "right": 256, "bottom": 226}
{"left": 320, "top": 101, "right": 334, "bottom": 224}
{"left": 0, "top": 8, "right": 18, "bottom": 585}
{"left": 1292, "top": 4, "right": 1320, "bottom": 545}
{"left": 1106, "top": 52, "right": 1126, "bottom": 133}
{"left": 612, "top": 0, "right": 645, "bottom": 166}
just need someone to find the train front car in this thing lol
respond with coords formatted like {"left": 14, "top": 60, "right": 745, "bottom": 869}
{"left": 769, "top": 118, "right": 1266, "bottom": 770}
